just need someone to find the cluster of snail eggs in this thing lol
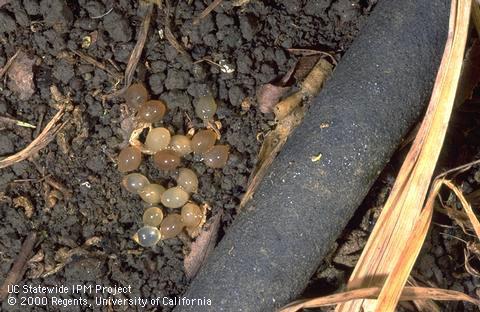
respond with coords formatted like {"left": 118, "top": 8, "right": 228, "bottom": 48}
{"left": 117, "top": 83, "right": 230, "bottom": 247}
{"left": 122, "top": 169, "right": 203, "bottom": 247}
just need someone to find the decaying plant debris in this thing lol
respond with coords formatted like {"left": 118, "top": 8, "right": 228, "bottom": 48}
{"left": 0, "top": 107, "right": 66, "bottom": 169}
{"left": 241, "top": 59, "right": 333, "bottom": 208}
{"left": 0, "top": 232, "right": 37, "bottom": 301}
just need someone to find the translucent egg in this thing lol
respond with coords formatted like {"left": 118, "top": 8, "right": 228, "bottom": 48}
{"left": 160, "top": 214, "right": 184, "bottom": 239}
{"left": 138, "top": 100, "right": 166, "bottom": 123}
{"left": 118, "top": 146, "right": 142, "bottom": 172}
{"left": 124, "top": 83, "right": 148, "bottom": 109}
{"left": 203, "top": 145, "right": 230, "bottom": 168}
{"left": 143, "top": 206, "right": 164, "bottom": 226}
{"left": 153, "top": 150, "right": 181, "bottom": 171}
{"left": 136, "top": 226, "right": 161, "bottom": 247}
{"left": 139, "top": 184, "right": 166, "bottom": 204}
{"left": 181, "top": 203, "right": 203, "bottom": 227}
{"left": 161, "top": 186, "right": 189, "bottom": 208}
{"left": 191, "top": 129, "right": 216, "bottom": 155}
{"left": 145, "top": 127, "right": 171, "bottom": 152}
{"left": 177, "top": 168, "right": 198, "bottom": 193}
{"left": 170, "top": 135, "right": 192, "bottom": 156}
{"left": 195, "top": 93, "right": 217, "bottom": 120}
{"left": 122, "top": 173, "right": 149, "bottom": 194}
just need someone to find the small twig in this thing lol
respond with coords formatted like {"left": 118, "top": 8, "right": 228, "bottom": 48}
{"left": 193, "top": 0, "right": 224, "bottom": 25}
{"left": 0, "top": 116, "right": 36, "bottom": 130}
{"left": 12, "top": 174, "right": 51, "bottom": 184}
{"left": 105, "top": 2, "right": 154, "bottom": 99}
{"left": 184, "top": 212, "right": 223, "bottom": 279}
{"left": 45, "top": 176, "right": 73, "bottom": 200}
{"left": 107, "top": 58, "right": 121, "bottom": 72}
{"left": 286, "top": 48, "right": 338, "bottom": 65}
{"left": 437, "top": 158, "right": 480, "bottom": 179}
{"left": 123, "top": 3, "right": 154, "bottom": 88}
{"left": 0, "top": 50, "right": 21, "bottom": 80}
{"left": 70, "top": 49, "right": 122, "bottom": 81}
{"left": 232, "top": 0, "right": 252, "bottom": 6}
{"left": 91, "top": 7, "right": 113, "bottom": 19}
{"left": 193, "top": 58, "right": 222, "bottom": 67}
{"left": 164, "top": 0, "right": 188, "bottom": 55}
{"left": 0, "top": 232, "right": 37, "bottom": 301}
{"left": 0, "top": 108, "right": 66, "bottom": 169}
{"left": 33, "top": 109, "right": 46, "bottom": 138}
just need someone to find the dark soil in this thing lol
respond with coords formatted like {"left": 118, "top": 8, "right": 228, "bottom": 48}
{"left": 0, "top": 0, "right": 374, "bottom": 311}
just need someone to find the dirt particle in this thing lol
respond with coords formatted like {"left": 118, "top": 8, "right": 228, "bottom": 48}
{"left": 52, "top": 60, "right": 75, "bottom": 84}
{"left": 0, "top": 11, "right": 17, "bottom": 33}
{"left": 239, "top": 15, "right": 259, "bottom": 41}
{"left": 304, "top": 0, "right": 331, "bottom": 16}
{"left": 215, "top": 13, "right": 234, "bottom": 29}
{"left": 330, "top": 0, "right": 362, "bottom": 26}
{"left": 0, "top": 101, "right": 7, "bottom": 114}
{"left": 150, "top": 60, "right": 167, "bottom": 73}
{"left": 203, "top": 33, "right": 217, "bottom": 47}
{"left": 162, "top": 91, "right": 192, "bottom": 111}
{"left": 40, "top": 0, "right": 73, "bottom": 32}
{"left": 283, "top": 0, "right": 302, "bottom": 14}
{"left": 9, "top": 2, "right": 30, "bottom": 27}
{"left": 149, "top": 73, "right": 165, "bottom": 95}
{"left": 7, "top": 51, "right": 36, "bottom": 100}
{"left": 64, "top": 257, "right": 105, "bottom": 282}
{"left": 114, "top": 42, "right": 136, "bottom": 64}
{"left": 103, "top": 9, "right": 132, "bottom": 43}
{"left": 165, "top": 69, "right": 190, "bottom": 90}
{"left": 74, "top": 17, "right": 98, "bottom": 31}
{"left": 23, "top": 0, "right": 41, "bottom": 16}
{"left": 11, "top": 162, "right": 29, "bottom": 177}
{"left": 84, "top": 1, "right": 105, "bottom": 18}
{"left": 228, "top": 85, "right": 245, "bottom": 107}
{"left": 86, "top": 154, "right": 107, "bottom": 173}
{"left": 0, "top": 134, "right": 15, "bottom": 156}
{"left": 236, "top": 54, "right": 253, "bottom": 74}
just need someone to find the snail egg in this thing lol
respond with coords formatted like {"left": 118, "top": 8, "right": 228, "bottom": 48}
{"left": 195, "top": 93, "right": 217, "bottom": 120}
{"left": 136, "top": 226, "right": 161, "bottom": 247}
{"left": 145, "top": 127, "right": 171, "bottom": 152}
{"left": 153, "top": 150, "right": 181, "bottom": 171}
{"left": 170, "top": 135, "right": 192, "bottom": 156}
{"left": 122, "top": 173, "right": 149, "bottom": 194}
{"left": 191, "top": 129, "right": 216, "bottom": 155}
{"left": 118, "top": 146, "right": 142, "bottom": 172}
{"left": 139, "top": 184, "right": 166, "bottom": 204}
{"left": 161, "top": 186, "right": 189, "bottom": 208}
{"left": 143, "top": 206, "right": 164, "bottom": 226}
{"left": 181, "top": 203, "right": 203, "bottom": 227}
{"left": 203, "top": 145, "right": 230, "bottom": 168}
{"left": 138, "top": 100, "right": 166, "bottom": 123}
{"left": 124, "top": 83, "right": 148, "bottom": 109}
{"left": 160, "top": 214, "right": 184, "bottom": 239}
{"left": 177, "top": 168, "right": 198, "bottom": 193}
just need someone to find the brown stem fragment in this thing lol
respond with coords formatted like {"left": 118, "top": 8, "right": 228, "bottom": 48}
{"left": 0, "top": 50, "right": 21, "bottom": 80}
{"left": 241, "top": 59, "right": 333, "bottom": 208}
{"left": 164, "top": 0, "right": 188, "bottom": 55}
{"left": 192, "top": 0, "right": 224, "bottom": 25}
{"left": 105, "top": 2, "right": 154, "bottom": 99}
{"left": 0, "top": 232, "right": 37, "bottom": 301}
{"left": 0, "top": 108, "right": 66, "bottom": 169}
